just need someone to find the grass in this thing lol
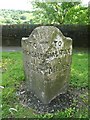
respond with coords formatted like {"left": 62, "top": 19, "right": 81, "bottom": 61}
{"left": 70, "top": 52, "right": 88, "bottom": 87}
{"left": 1, "top": 50, "right": 88, "bottom": 118}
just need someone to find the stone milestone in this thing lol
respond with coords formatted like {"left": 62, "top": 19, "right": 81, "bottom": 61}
{"left": 21, "top": 26, "right": 72, "bottom": 104}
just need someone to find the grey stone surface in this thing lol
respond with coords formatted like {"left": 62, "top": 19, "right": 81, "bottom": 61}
{"left": 21, "top": 26, "right": 72, "bottom": 104}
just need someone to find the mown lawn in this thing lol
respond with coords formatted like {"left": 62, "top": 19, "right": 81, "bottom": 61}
{"left": 1, "top": 50, "right": 88, "bottom": 118}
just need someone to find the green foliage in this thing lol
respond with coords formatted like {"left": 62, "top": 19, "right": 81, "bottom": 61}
{"left": 1, "top": 51, "right": 88, "bottom": 118}
{"left": 0, "top": 2, "right": 89, "bottom": 25}
{"left": 0, "top": 9, "right": 34, "bottom": 25}
{"left": 32, "top": 2, "right": 89, "bottom": 24}
{"left": 64, "top": 5, "right": 89, "bottom": 24}
{"left": 20, "top": 15, "right": 26, "bottom": 20}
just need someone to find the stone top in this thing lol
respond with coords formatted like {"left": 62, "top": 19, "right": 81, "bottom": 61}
{"left": 22, "top": 26, "right": 72, "bottom": 62}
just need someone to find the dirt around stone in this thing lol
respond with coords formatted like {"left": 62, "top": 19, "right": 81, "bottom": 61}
{"left": 16, "top": 82, "right": 88, "bottom": 114}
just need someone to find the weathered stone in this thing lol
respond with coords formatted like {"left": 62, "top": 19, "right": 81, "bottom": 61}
{"left": 21, "top": 26, "right": 72, "bottom": 104}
